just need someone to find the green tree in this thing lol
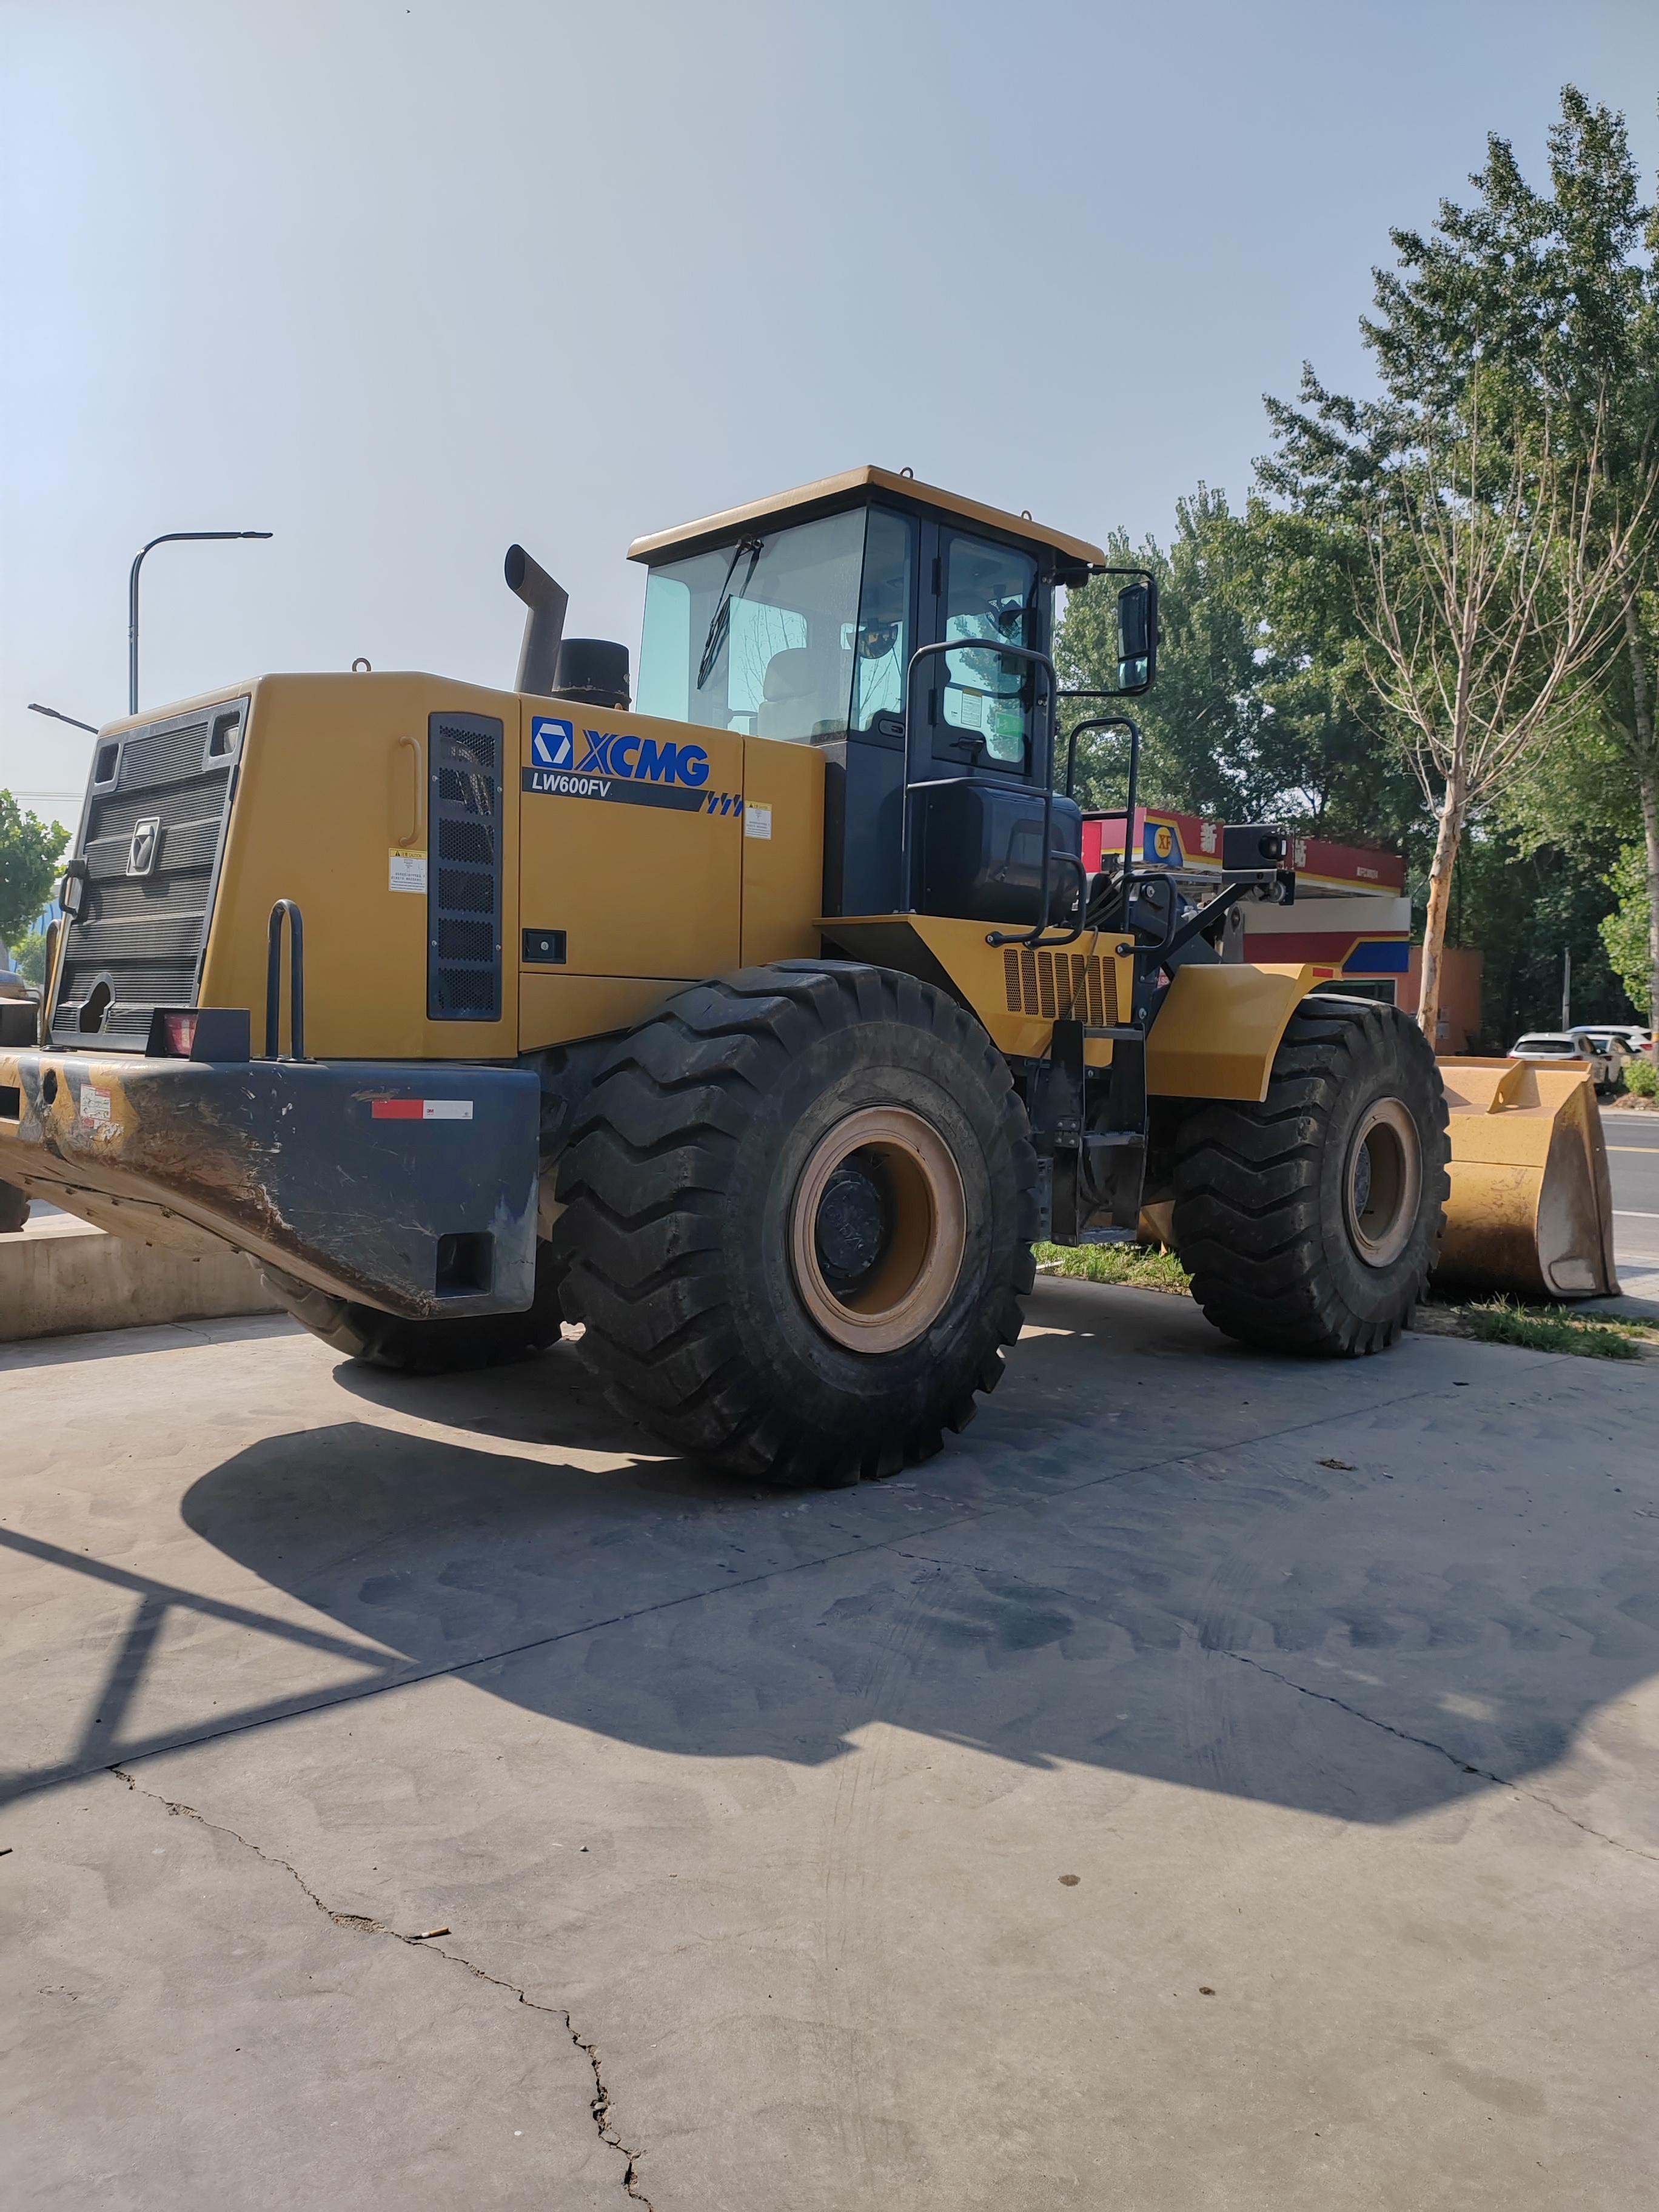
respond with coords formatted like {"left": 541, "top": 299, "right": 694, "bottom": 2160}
{"left": 1413, "top": 88, "right": 1659, "bottom": 1036}
{"left": 1263, "top": 88, "right": 1659, "bottom": 1044}
{"left": 1454, "top": 681, "right": 1640, "bottom": 1037}
{"left": 1453, "top": 825, "right": 1630, "bottom": 1042}
{"left": 12, "top": 930, "right": 52, "bottom": 987}
{"left": 1057, "top": 489, "right": 1267, "bottom": 819}
{"left": 1250, "top": 501, "right": 1423, "bottom": 845}
{"left": 1595, "top": 582, "right": 1659, "bottom": 1017}
{"left": 0, "top": 791, "right": 67, "bottom": 953}
{"left": 1600, "top": 842, "right": 1653, "bottom": 1013}
{"left": 1055, "top": 486, "right": 1419, "bottom": 845}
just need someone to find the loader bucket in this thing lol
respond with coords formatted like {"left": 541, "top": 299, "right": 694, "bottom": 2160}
{"left": 1430, "top": 1057, "right": 1619, "bottom": 1300}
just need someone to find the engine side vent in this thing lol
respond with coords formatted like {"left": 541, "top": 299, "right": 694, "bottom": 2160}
{"left": 1003, "top": 949, "right": 1114, "bottom": 1027}
{"left": 428, "top": 712, "right": 503, "bottom": 1022}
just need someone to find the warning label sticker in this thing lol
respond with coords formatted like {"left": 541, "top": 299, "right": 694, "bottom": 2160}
{"left": 79, "top": 1084, "right": 112, "bottom": 1126}
{"left": 389, "top": 848, "right": 427, "bottom": 893}
{"left": 743, "top": 802, "right": 773, "bottom": 840}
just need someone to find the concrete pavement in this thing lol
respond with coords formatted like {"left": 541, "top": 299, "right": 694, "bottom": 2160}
{"left": 4, "top": 1287, "right": 1658, "bottom": 2208}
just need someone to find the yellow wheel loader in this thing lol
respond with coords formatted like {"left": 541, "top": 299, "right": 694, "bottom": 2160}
{"left": 0, "top": 466, "right": 1524, "bottom": 1483}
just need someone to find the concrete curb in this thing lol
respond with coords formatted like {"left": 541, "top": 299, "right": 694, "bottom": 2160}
{"left": 0, "top": 1216, "right": 283, "bottom": 1344}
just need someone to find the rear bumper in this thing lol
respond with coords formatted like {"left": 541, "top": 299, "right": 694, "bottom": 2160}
{"left": 0, "top": 1050, "right": 540, "bottom": 1320}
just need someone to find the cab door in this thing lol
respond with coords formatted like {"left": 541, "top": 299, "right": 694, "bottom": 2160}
{"left": 918, "top": 519, "right": 1045, "bottom": 788}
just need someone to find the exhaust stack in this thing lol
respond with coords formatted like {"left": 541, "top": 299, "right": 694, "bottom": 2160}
{"left": 504, "top": 544, "right": 569, "bottom": 696}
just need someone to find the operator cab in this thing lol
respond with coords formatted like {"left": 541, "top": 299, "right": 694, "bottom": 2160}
{"left": 629, "top": 466, "right": 1151, "bottom": 922}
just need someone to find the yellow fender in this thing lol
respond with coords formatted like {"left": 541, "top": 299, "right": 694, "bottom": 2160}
{"left": 1432, "top": 1058, "right": 1618, "bottom": 1299}
{"left": 1145, "top": 962, "right": 1317, "bottom": 1101}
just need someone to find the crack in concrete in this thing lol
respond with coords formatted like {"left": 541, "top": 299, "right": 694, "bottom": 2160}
{"left": 1220, "top": 1652, "right": 1659, "bottom": 1868}
{"left": 109, "top": 1766, "right": 654, "bottom": 2207}
{"left": 884, "top": 1556, "right": 1659, "bottom": 1870}
{"left": 887, "top": 1547, "right": 1066, "bottom": 1595}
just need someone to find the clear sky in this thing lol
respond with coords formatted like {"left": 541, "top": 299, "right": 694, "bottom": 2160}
{"left": 4, "top": 0, "right": 1657, "bottom": 828}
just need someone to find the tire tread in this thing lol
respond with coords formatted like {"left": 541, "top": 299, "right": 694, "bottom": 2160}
{"left": 1170, "top": 997, "right": 1450, "bottom": 1358}
{"left": 555, "top": 963, "right": 1037, "bottom": 1483}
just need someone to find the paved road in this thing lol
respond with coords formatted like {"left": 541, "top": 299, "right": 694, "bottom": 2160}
{"left": 4, "top": 1287, "right": 1657, "bottom": 2210}
{"left": 1604, "top": 1108, "right": 1659, "bottom": 1289}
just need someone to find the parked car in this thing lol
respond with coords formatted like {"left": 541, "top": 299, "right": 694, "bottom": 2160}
{"left": 1594, "top": 1024, "right": 1654, "bottom": 1058}
{"left": 1571, "top": 1027, "right": 1631, "bottom": 1084}
{"left": 1509, "top": 1030, "right": 1619, "bottom": 1099}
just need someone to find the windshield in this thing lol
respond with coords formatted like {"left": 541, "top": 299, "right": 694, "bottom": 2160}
{"left": 637, "top": 509, "right": 867, "bottom": 742}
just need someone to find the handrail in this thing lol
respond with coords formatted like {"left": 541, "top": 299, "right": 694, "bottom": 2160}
{"left": 1008, "top": 851, "right": 1088, "bottom": 953}
{"left": 899, "top": 637, "right": 1059, "bottom": 934}
{"left": 1062, "top": 711, "right": 1145, "bottom": 950}
{"left": 265, "top": 900, "right": 307, "bottom": 1060}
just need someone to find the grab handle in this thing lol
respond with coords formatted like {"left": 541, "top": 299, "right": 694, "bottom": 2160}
{"left": 265, "top": 900, "right": 307, "bottom": 1060}
{"left": 394, "top": 734, "right": 424, "bottom": 845}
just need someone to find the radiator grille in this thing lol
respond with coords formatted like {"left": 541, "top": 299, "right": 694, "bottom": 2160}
{"left": 51, "top": 701, "right": 246, "bottom": 1050}
{"left": 1003, "top": 949, "right": 1114, "bottom": 1026}
{"left": 428, "top": 712, "right": 503, "bottom": 1022}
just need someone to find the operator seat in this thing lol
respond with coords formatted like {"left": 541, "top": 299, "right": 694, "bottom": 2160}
{"left": 756, "top": 644, "right": 853, "bottom": 741}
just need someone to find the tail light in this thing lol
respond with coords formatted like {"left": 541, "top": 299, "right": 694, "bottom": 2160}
{"left": 144, "top": 1007, "right": 252, "bottom": 1062}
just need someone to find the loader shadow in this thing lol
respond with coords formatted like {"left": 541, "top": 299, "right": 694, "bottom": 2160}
{"left": 165, "top": 1293, "right": 1659, "bottom": 1829}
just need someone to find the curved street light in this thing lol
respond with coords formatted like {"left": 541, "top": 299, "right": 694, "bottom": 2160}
{"left": 129, "top": 530, "right": 273, "bottom": 716}
{"left": 27, "top": 703, "right": 99, "bottom": 734}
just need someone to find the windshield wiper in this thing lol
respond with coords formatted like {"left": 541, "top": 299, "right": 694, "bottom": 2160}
{"left": 696, "top": 537, "right": 763, "bottom": 690}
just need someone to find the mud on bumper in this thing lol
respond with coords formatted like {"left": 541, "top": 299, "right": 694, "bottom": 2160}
{"left": 0, "top": 1051, "right": 540, "bottom": 1321}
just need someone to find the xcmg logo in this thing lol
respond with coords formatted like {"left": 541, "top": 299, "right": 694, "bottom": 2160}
{"left": 531, "top": 716, "right": 710, "bottom": 788}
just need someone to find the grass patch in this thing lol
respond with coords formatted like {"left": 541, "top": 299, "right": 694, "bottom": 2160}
{"left": 1033, "top": 1241, "right": 1192, "bottom": 1294}
{"left": 1457, "top": 1296, "right": 1650, "bottom": 1360}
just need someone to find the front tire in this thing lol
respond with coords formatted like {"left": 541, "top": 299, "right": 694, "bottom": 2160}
{"left": 554, "top": 963, "right": 1039, "bottom": 1486}
{"left": 0, "top": 1179, "right": 28, "bottom": 1235}
{"left": 1170, "top": 996, "right": 1449, "bottom": 1356}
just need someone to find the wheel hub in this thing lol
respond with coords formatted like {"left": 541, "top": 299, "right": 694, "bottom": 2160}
{"left": 1344, "top": 1096, "right": 1421, "bottom": 1269}
{"left": 814, "top": 1161, "right": 891, "bottom": 1289}
{"left": 790, "top": 1105, "right": 967, "bottom": 1354}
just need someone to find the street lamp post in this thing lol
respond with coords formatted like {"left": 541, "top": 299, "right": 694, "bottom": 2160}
{"left": 129, "top": 530, "right": 273, "bottom": 716}
{"left": 27, "top": 703, "right": 99, "bottom": 734}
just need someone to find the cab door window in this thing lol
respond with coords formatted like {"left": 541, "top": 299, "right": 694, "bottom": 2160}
{"left": 940, "top": 532, "right": 1039, "bottom": 768}
{"left": 848, "top": 508, "right": 917, "bottom": 732}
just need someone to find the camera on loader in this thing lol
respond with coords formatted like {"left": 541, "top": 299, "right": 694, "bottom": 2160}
{"left": 5, "top": 464, "right": 1563, "bottom": 1484}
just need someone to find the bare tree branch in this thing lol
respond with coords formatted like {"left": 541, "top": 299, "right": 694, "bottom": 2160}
{"left": 1355, "top": 384, "right": 1657, "bottom": 1039}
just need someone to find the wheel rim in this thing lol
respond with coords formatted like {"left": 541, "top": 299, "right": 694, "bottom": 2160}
{"left": 1343, "top": 1097, "right": 1421, "bottom": 1269}
{"left": 789, "top": 1105, "right": 967, "bottom": 1354}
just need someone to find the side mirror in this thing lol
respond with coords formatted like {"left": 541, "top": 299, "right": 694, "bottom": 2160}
{"left": 1115, "top": 578, "right": 1157, "bottom": 694}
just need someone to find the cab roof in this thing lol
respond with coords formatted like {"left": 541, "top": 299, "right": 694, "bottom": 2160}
{"left": 626, "top": 464, "right": 1108, "bottom": 571}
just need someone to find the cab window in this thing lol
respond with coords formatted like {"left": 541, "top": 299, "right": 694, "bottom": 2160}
{"left": 940, "top": 531, "right": 1039, "bottom": 768}
{"left": 637, "top": 510, "right": 865, "bottom": 742}
{"left": 849, "top": 508, "right": 916, "bottom": 732}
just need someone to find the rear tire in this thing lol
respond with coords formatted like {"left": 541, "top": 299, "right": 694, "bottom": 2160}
{"left": 1170, "top": 996, "right": 1449, "bottom": 1356}
{"left": 261, "top": 1237, "right": 568, "bottom": 1373}
{"left": 553, "top": 962, "right": 1039, "bottom": 1486}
